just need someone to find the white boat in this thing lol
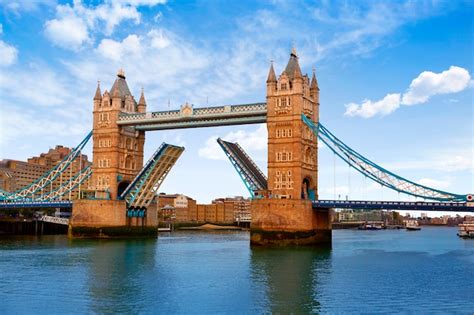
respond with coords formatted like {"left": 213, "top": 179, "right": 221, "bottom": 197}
{"left": 405, "top": 220, "right": 421, "bottom": 231}
{"left": 458, "top": 221, "right": 474, "bottom": 239}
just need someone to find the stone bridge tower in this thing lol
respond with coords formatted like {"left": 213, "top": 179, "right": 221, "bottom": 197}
{"left": 266, "top": 48, "right": 319, "bottom": 200}
{"left": 91, "top": 69, "right": 146, "bottom": 200}
{"left": 250, "top": 49, "right": 331, "bottom": 246}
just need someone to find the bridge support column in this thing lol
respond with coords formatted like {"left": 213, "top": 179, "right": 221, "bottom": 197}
{"left": 69, "top": 199, "right": 158, "bottom": 238}
{"left": 250, "top": 199, "right": 331, "bottom": 246}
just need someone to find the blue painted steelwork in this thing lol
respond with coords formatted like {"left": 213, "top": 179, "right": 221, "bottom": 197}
{"left": 121, "top": 143, "right": 184, "bottom": 209}
{"left": 40, "top": 165, "right": 92, "bottom": 201}
{"left": 126, "top": 209, "right": 146, "bottom": 217}
{"left": 302, "top": 114, "right": 471, "bottom": 202}
{"left": 0, "top": 200, "right": 72, "bottom": 209}
{"left": 0, "top": 131, "right": 93, "bottom": 201}
{"left": 313, "top": 200, "right": 474, "bottom": 212}
{"left": 134, "top": 116, "right": 267, "bottom": 131}
{"left": 217, "top": 138, "right": 267, "bottom": 198}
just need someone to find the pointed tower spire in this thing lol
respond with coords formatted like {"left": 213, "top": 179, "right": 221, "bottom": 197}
{"left": 284, "top": 47, "right": 302, "bottom": 80}
{"left": 310, "top": 67, "right": 319, "bottom": 90}
{"left": 94, "top": 81, "right": 102, "bottom": 100}
{"left": 137, "top": 88, "right": 147, "bottom": 113}
{"left": 138, "top": 88, "right": 147, "bottom": 106}
{"left": 266, "top": 61, "right": 277, "bottom": 83}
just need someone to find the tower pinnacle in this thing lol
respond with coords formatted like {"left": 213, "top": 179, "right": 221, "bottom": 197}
{"left": 266, "top": 61, "right": 277, "bottom": 83}
{"left": 117, "top": 68, "right": 126, "bottom": 79}
{"left": 94, "top": 81, "right": 102, "bottom": 100}
{"left": 310, "top": 68, "right": 319, "bottom": 90}
{"left": 138, "top": 88, "right": 147, "bottom": 106}
{"left": 284, "top": 48, "right": 302, "bottom": 80}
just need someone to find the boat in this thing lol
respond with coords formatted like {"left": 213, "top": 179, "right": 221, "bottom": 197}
{"left": 358, "top": 223, "right": 383, "bottom": 230}
{"left": 405, "top": 220, "right": 421, "bottom": 231}
{"left": 458, "top": 221, "right": 474, "bottom": 239}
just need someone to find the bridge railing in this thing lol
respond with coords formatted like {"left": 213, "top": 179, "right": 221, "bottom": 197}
{"left": 39, "top": 215, "right": 69, "bottom": 225}
{"left": 118, "top": 103, "right": 267, "bottom": 124}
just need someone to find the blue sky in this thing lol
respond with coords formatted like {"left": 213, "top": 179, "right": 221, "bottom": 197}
{"left": 0, "top": 0, "right": 472, "bottom": 209}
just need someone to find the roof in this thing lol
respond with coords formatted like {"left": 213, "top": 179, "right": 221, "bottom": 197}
{"left": 161, "top": 204, "right": 175, "bottom": 210}
{"left": 283, "top": 49, "right": 302, "bottom": 80}
{"left": 110, "top": 71, "right": 132, "bottom": 99}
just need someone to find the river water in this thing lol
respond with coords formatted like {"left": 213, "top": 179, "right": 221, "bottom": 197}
{"left": 0, "top": 227, "right": 473, "bottom": 314}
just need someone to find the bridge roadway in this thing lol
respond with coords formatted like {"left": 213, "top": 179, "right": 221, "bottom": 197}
{"left": 0, "top": 200, "right": 72, "bottom": 209}
{"left": 0, "top": 199, "right": 472, "bottom": 212}
{"left": 314, "top": 200, "right": 474, "bottom": 212}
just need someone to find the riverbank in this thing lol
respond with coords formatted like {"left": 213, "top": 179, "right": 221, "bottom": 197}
{"left": 178, "top": 223, "right": 243, "bottom": 231}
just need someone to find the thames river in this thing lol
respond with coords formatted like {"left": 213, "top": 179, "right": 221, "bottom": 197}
{"left": 1, "top": 227, "right": 473, "bottom": 314}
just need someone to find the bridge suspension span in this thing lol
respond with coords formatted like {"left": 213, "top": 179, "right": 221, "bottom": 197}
{"left": 301, "top": 114, "right": 470, "bottom": 202}
{"left": 0, "top": 132, "right": 93, "bottom": 202}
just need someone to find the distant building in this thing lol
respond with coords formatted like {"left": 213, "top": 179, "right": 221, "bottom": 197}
{"left": 155, "top": 193, "right": 250, "bottom": 224}
{"left": 156, "top": 193, "right": 197, "bottom": 222}
{"left": 0, "top": 145, "right": 90, "bottom": 198}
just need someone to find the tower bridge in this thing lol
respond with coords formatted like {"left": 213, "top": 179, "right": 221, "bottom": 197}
{"left": 1, "top": 49, "right": 472, "bottom": 244}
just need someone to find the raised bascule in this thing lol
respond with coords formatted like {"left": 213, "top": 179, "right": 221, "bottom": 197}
{"left": 1, "top": 49, "right": 472, "bottom": 244}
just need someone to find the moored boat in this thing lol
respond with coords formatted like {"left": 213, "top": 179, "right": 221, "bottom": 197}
{"left": 405, "top": 220, "right": 421, "bottom": 231}
{"left": 458, "top": 221, "right": 474, "bottom": 239}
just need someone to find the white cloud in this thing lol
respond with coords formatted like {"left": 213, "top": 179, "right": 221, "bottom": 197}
{"left": 44, "top": 15, "right": 90, "bottom": 50}
{"left": 310, "top": 1, "right": 450, "bottom": 62}
{"left": 148, "top": 29, "right": 170, "bottom": 49}
{"left": 0, "top": 63, "right": 71, "bottom": 107}
{"left": 198, "top": 136, "right": 224, "bottom": 160}
{"left": 198, "top": 125, "right": 267, "bottom": 160}
{"left": 1, "top": 0, "right": 56, "bottom": 14}
{"left": 345, "top": 66, "right": 471, "bottom": 118}
{"left": 401, "top": 66, "right": 471, "bottom": 105}
{"left": 91, "top": 3, "right": 141, "bottom": 35}
{"left": 65, "top": 27, "right": 209, "bottom": 104}
{"left": 114, "top": 0, "right": 167, "bottom": 6}
{"left": 43, "top": 0, "right": 167, "bottom": 50}
{"left": 0, "top": 40, "right": 18, "bottom": 66}
{"left": 97, "top": 34, "right": 141, "bottom": 61}
{"left": 0, "top": 23, "right": 18, "bottom": 66}
{"left": 0, "top": 105, "right": 90, "bottom": 147}
{"left": 382, "top": 149, "right": 473, "bottom": 174}
{"left": 344, "top": 93, "right": 400, "bottom": 118}
{"left": 417, "top": 178, "right": 450, "bottom": 190}
{"left": 435, "top": 155, "right": 473, "bottom": 172}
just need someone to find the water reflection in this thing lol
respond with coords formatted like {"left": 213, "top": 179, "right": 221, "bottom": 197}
{"left": 85, "top": 239, "right": 157, "bottom": 314}
{"left": 250, "top": 247, "right": 331, "bottom": 314}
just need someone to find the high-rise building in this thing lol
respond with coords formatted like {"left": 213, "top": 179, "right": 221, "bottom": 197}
{"left": 0, "top": 145, "right": 90, "bottom": 198}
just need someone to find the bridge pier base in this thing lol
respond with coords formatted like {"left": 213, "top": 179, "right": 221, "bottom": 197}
{"left": 250, "top": 199, "right": 332, "bottom": 246}
{"left": 69, "top": 199, "right": 158, "bottom": 238}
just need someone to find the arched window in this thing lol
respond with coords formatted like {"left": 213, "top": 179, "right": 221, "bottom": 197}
{"left": 125, "top": 155, "right": 132, "bottom": 169}
{"left": 305, "top": 147, "right": 312, "bottom": 163}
